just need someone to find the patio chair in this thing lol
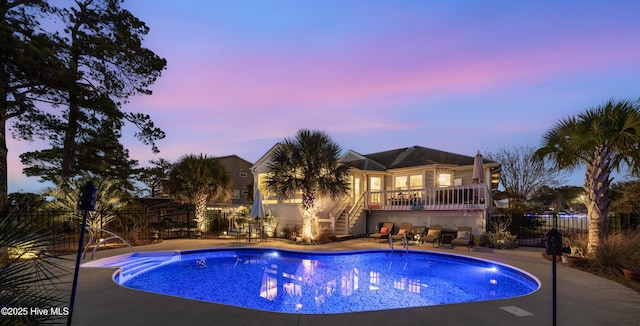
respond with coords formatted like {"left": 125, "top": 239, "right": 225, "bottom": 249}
{"left": 369, "top": 222, "right": 394, "bottom": 242}
{"left": 451, "top": 226, "right": 474, "bottom": 251}
{"left": 229, "top": 221, "right": 246, "bottom": 241}
{"left": 391, "top": 223, "right": 412, "bottom": 242}
{"left": 247, "top": 220, "right": 264, "bottom": 242}
{"left": 161, "top": 218, "right": 181, "bottom": 239}
{"left": 422, "top": 225, "right": 442, "bottom": 247}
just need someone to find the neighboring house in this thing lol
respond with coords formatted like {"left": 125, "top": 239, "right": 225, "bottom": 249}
{"left": 142, "top": 155, "right": 254, "bottom": 236}
{"left": 217, "top": 155, "right": 254, "bottom": 207}
{"left": 252, "top": 145, "right": 500, "bottom": 237}
{"left": 204, "top": 155, "right": 254, "bottom": 218}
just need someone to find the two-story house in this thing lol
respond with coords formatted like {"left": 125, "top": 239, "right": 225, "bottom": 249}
{"left": 206, "top": 155, "right": 254, "bottom": 217}
{"left": 252, "top": 145, "right": 500, "bottom": 237}
{"left": 144, "top": 155, "right": 256, "bottom": 237}
{"left": 217, "top": 155, "right": 254, "bottom": 206}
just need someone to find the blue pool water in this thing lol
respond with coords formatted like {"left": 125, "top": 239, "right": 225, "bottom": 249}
{"left": 113, "top": 249, "right": 539, "bottom": 314}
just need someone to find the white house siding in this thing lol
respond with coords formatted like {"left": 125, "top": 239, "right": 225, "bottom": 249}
{"left": 264, "top": 197, "right": 349, "bottom": 233}
{"left": 366, "top": 210, "right": 485, "bottom": 236}
{"left": 264, "top": 204, "right": 302, "bottom": 232}
{"left": 252, "top": 145, "right": 499, "bottom": 238}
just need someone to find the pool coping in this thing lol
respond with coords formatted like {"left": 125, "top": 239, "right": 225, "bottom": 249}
{"left": 83, "top": 248, "right": 542, "bottom": 315}
{"left": 70, "top": 238, "right": 640, "bottom": 326}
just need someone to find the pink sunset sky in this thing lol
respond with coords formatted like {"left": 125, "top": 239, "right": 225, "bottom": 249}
{"left": 8, "top": 0, "right": 640, "bottom": 193}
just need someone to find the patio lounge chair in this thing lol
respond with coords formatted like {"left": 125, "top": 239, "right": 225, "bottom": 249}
{"left": 422, "top": 225, "right": 442, "bottom": 247}
{"left": 391, "top": 223, "right": 412, "bottom": 242}
{"left": 451, "top": 226, "right": 474, "bottom": 251}
{"left": 369, "top": 222, "right": 394, "bottom": 242}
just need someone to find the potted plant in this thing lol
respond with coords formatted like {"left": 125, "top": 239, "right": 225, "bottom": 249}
{"left": 621, "top": 253, "right": 640, "bottom": 282}
{"left": 562, "top": 231, "right": 589, "bottom": 268}
{"left": 560, "top": 246, "right": 570, "bottom": 264}
{"left": 563, "top": 248, "right": 589, "bottom": 267}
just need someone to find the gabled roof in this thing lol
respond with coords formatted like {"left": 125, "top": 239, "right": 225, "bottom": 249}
{"left": 340, "top": 149, "right": 387, "bottom": 171}
{"left": 342, "top": 146, "right": 494, "bottom": 170}
{"left": 217, "top": 154, "right": 253, "bottom": 166}
{"left": 342, "top": 158, "right": 388, "bottom": 171}
{"left": 251, "top": 143, "right": 281, "bottom": 172}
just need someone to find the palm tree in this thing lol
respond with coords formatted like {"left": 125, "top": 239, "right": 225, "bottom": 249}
{"left": 1, "top": 208, "right": 71, "bottom": 325}
{"left": 42, "top": 177, "right": 142, "bottom": 241}
{"left": 265, "top": 129, "right": 349, "bottom": 243}
{"left": 534, "top": 99, "right": 640, "bottom": 255}
{"left": 165, "top": 154, "right": 231, "bottom": 230}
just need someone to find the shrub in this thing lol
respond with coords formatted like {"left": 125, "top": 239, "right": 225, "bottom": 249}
{"left": 488, "top": 233, "right": 518, "bottom": 249}
{"left": 477, "top": 233, "right": 491, "bottom": 247}
{"left": 315, "top": 227, "right": 336, "bottom": 243}
{"left": 592, "top": 231, "right": 640, "bottom": 276}
{"left": 486, "top": 216, "right": 518, "bottom": 249}
{"left": 562, "top": 231, "right": 589, "bottom": 258}
{"left": 281, "top": 225, "right": 300, "bottom": 241}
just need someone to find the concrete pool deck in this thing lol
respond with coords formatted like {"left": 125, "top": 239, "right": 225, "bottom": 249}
{"left": 71, "top": 238, "right": 640, "bottom": 326}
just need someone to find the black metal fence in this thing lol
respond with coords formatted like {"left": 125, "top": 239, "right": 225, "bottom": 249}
{"left": 490, "top": 214, "right": 640, "bottom": 247}
{"left": 7, "top": 208, "right": 639, "bottom": 251}
{"left": 3, "top": 208, "right": 233, "bottom": 254}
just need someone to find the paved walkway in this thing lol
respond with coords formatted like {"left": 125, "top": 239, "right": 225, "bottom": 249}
{"left": 70, "top": 238, "right": 640, "bottom": 326}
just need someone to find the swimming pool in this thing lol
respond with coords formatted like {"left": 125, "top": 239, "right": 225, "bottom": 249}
{"left": 99, "top": 248, "right": 539, "bottom": 314}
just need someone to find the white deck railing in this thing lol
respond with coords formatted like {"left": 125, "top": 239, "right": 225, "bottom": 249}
{"left": 262, "top": 184, "right": 489, "bottom": 212}
{"left": 367, "top": 184, "right": 488, "bottom": 211}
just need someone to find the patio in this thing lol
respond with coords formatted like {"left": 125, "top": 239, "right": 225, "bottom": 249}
{"left": 70, "top": 238, "right": 640, "bottom": 326}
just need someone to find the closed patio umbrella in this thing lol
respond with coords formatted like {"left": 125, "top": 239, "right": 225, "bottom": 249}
{"left": 250, "top": 189, "right": 265, "bottom": 219}
{"left": 249, "top": 189, "right": 265, "bottom": 241}
{"left": 472, "top": 151, "right": 484, "bottom": 184}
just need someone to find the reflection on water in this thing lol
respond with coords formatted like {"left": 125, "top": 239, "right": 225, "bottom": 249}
{"left": 122, "top": 250, "right": 538, "bottom": 314}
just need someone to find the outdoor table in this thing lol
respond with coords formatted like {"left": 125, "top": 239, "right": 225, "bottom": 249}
{"left": 440, "top": 234, "right": 454, "bottom": 248}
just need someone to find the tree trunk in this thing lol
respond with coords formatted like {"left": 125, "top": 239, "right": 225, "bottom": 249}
{"left": 300, "top": 188, "right": 318, "bottom": 242}
{"left": 300, "top": 207, "right": 320, "bottom": 243}
{"left": 61, "top": 20, "right": 82, "bottom": 180}
{"left": 0, "top": 74, "right": 8, "bottom": 208}
{"left": 0, "top": 117, "right": 7, "bottom": 209}
{"left": 195, "top": 193, "right": 208, "bottom": 231}
{"left": 585, "top": 147, "right": 612, "bottom": 256}
{"left": 301, "top": 208, "right": 313, "bottom": 242}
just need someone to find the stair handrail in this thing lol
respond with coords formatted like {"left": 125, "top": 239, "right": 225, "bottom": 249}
{"left": 83, "top": 226, "right": 136, "bottom": 260}
{"left": 323, "top": 195, "right": 351, "bottom": 234}
{"left": 346, "top": 192, "right": 367, "bottom": 234}
{"left": 328, "top": 195, "right": 350, "bottom": 220}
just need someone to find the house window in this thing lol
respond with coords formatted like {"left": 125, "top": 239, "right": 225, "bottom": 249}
{"left": 369, "top": 176, "right": 382, "bottom": 205}
{"left": 239, "top": 172, "right": 247, "bottom": 178}
{"left": 354, "top": 177, "right": 360, "bottom": 198}
{"left": 370, "top": 177, "right": 382, "bottom": 191}
{"left": 438, "top": 173, "right": 451, "bottom": 187}
{"left": 395, "top": 175, "right": 422, "bottom": 190}
{"left": 232, "top": 189, "right": 240, "bottom": 199}
{"left": 409, "top": 175, "right": 423, "bottom": 189}
{"left": 394, "top": 176, "right": 408, "bottom": 190}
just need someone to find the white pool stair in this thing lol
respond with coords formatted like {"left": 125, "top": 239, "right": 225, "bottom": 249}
{"left": 82, "top": 251, "right": 181, "bottom": 284}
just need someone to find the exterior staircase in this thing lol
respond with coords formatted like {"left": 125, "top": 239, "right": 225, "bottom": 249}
{"left": 334, "top": 194, "right": 366, "bottom": 238}
{"left": 334, "top": 207, "right": 350, "bottom": 236}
